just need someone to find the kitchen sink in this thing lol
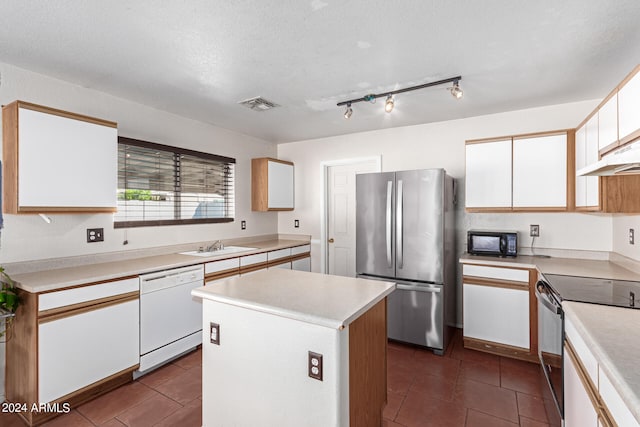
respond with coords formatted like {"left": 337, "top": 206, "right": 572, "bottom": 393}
{"left": 179, "top": 246, "right": 257, "bottom": 257}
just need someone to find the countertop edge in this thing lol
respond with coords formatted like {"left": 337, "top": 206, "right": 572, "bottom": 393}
{"left": 563, "top": 302, "right": 640, "bottom": 423}
{"left": 192, "top": 284, "right": 395, "bottom": 330}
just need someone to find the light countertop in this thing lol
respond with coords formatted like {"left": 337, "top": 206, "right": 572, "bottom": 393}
{"left": 9, "top": 238, "right": 310, "bottom": 293}
{"left": 459, "top": 253, "right": 640, "bottom": 281}
{"left": 564, "top": 302, "right": 640, "bottom": 423}
{"left": 192, "top": 269, "right": 395, "bottom": 329}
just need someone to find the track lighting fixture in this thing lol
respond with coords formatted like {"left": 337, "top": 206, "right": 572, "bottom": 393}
{"left": 449, "top": 80, "right": 463, "bottom": 99}
{"left": 344, "top": 103, "right": 353, "bottom": 119}
{"left": 338, "top": 75, "right": 462, "bottom": 119}
{"left": 385, "top": 95, "right": 394, "bottom": 113}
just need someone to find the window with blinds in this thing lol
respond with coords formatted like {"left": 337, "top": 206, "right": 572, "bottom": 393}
{"left": 114, "top": 137, "right": 235, "bottom": 228}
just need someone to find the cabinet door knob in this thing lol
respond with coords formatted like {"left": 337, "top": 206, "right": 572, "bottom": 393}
{"left": 328, "top": 238, "right": 335, "bottom": 243}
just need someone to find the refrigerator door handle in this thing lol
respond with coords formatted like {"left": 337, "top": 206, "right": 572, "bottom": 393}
{"left": 396, "top": 283, "right": 441, "bottom": 293}
{"left": 386, "top": 180, "right": 393, "bottom": 268}
{"left": 397, "top": 179, "right": 404, "bottom": 269}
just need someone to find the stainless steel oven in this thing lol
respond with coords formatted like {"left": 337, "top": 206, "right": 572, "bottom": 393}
{"left": 535, "top": 277, "right": 563, "bottom": 426}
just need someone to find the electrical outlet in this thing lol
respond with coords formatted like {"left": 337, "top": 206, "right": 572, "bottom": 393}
{"left": 530, "top": 224, "right": 540, "bottom": 237}
{"left": 241, "top": 220, "right": 246, "bottom": 230}
{"left": 210, "top": 322, "right": 220, "bottom": 345}
{"left": 630, "top": 229, "right": 635, "bottom": 245}
{"left": 86, "top": 228, "right": 104, "bottom": 243}
{"left": 294, "top": 219, "right": 299, "bottom": 228}
{"left": 308, "top": 351, "right": 323, "bottom": 381}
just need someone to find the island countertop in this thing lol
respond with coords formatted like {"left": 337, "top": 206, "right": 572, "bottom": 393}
{"left": 192, "top": 269, "right": 395, "bottom": 329}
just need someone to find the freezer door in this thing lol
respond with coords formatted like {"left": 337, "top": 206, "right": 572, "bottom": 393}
{"left": 387, "top": 282, "right": 444, "bottom": 350}
{"left": 395, "top": 169, "right": 444, "bottom": 283}
{"left": 356, "top": 172, "right": 396, "bottom": 277}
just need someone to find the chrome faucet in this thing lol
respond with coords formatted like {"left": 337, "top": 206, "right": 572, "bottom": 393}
{"left": 205, "top": 240, "right": 224, "bottom": 252}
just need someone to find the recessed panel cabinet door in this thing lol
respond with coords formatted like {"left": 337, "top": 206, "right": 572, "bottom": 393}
{"left": 512, "top": 133, "right": 567, "bottom": 208}
{"left": 465, "top": 140, "right": 512, "bottom": 208}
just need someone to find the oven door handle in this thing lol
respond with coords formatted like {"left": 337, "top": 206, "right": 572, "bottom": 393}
{"left": 535, "top": 283, "right": 562, "bottom": 315}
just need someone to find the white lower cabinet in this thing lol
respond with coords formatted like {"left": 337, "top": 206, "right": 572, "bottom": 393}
{"left": 564, "top": 342, "right": 599, "bottom": 427}
{"left": 292, "top": 256, "right": 311, "bottom": 272}
{"left": 461, "top": 263, "right": 532, "bottom": 357}
{"left": 38, "top": 299, "right": 139, "bottom": 403}
{"left": 462, "top": 283, "right": 529, "bottom": 349}
{"left": 599, "top": 368, "right": 640, "bottom": 427}
{"left": 564, "top": 313, "right": 637, "bottom": 427}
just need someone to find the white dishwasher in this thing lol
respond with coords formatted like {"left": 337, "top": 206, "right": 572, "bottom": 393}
{"left": 137, "top": 264, "right": 204, "bottom": 376}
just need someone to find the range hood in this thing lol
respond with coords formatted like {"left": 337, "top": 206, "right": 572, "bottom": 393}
{"left": 577, "top": 142, "right": 640, "bottom": 176}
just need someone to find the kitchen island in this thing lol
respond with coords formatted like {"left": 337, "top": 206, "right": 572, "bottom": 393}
{"left": 192, "top": 269, "right": 395, "bottom": 427}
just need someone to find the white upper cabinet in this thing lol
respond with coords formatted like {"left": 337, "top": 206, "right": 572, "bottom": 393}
{"left": 598, "top": 94, "right": 618, "bottom": 151}
{"left": 251, "top": 158, "right": 294, "bottom": 211}
{"left": 465, "top": 139, "right": 512, "bottom": 209}
{"left": 267, "top": 160, "right": 294, "bottom": 209}
{"left": 2, "top": 101, "right": 118, "bottom": 213}
{"left": 618, "top": 68, "right": 640, "bottom": 144}
{"left": 575, "top": 118, "right": 600, "bottom": 209}
{"left": 575, "top": 125, "right": 587, "bottom": 208}
{"left": 512, "top": 133, "right": 567, "bottom": 208}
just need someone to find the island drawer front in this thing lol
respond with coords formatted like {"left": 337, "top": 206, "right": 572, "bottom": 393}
{"left": 268, "top": 248, "right": 291, "bottom": 261}
{"left": 291, "top": 244, "right": 311, "bottom": 255}
{"left": 205, "top": 258, "right": 240, "bottom": 275}
{"left": 240, "top": 252, "right": 268, "bottom": 267}
{"left": 462, "top": 264, "right": 529, "bottom": 283}
{"left": 564, "top": 316, "right": 598, "bottom": 385}
{"left": 39, "top": 277, "right": 139, "bottom": 312}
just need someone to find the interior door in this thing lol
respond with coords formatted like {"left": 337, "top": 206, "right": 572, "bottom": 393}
{"left": 326, "top": 160, "right": 379, "bottom": 276}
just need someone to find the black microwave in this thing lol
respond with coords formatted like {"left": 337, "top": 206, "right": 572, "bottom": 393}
{"left": 467, "top": 230, "right": 518, "bottom": 257}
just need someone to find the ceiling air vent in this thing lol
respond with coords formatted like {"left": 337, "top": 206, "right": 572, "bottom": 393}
{"left": 238, "top": 96, "right": 280, "bottom": 111}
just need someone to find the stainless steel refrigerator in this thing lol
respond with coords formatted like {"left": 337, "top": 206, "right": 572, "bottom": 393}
{"left": 356, "top": 168, "right": 456, "bottom": 355}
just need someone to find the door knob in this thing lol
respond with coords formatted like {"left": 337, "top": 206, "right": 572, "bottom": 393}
{"left": 328, "top": 238, "right": 335, "bottom": 243}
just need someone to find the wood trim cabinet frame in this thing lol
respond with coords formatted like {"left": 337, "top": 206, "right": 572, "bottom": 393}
{"left": 462, "top": 266, "right": 539, "bottom": 363}
{"left": 2, "top": 100, "right": 118, "bottom": 214}
{"left": 573, "top": 64, "right": 640, "bottom": 213}
{"left": 251, "top": 157, "right": 295, "bottom": 211}
{"left": 6, "top": 277, "right": 139, "bottom": 426}
{"left": 465, "top": 130, "right": 572, "bottom": 213}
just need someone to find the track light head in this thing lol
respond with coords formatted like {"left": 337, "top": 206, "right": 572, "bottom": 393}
{"left": 449, "top": 80, "right": 463, "bottom": 99}
{"left": 384, "top": 95, "right": 394, "bottom": 113}
{"left": 344, "top": 103, "right": 353, "bottom": 119}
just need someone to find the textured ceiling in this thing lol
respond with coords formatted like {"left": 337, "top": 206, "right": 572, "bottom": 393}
{"left": 1, "top": 1, "right": 639, "bottom": 143}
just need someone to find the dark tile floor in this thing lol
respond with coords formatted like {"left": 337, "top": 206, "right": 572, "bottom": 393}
{"left": 0, "top": 329, "right": 553, "bottom": 426}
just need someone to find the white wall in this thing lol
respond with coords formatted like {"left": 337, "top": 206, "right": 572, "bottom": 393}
{"left": 278, "top": 99, "right": 607, "bottom": 271}
{"left": 612, "top": 215, "right": 640, "bottom": 260}
{"left": 0, "top": 62, "right": 278, "bottom": 264}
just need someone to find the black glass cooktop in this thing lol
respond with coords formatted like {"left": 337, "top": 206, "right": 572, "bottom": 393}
{"left": 542, "top": 273, "right": 640, "bottom": 309}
